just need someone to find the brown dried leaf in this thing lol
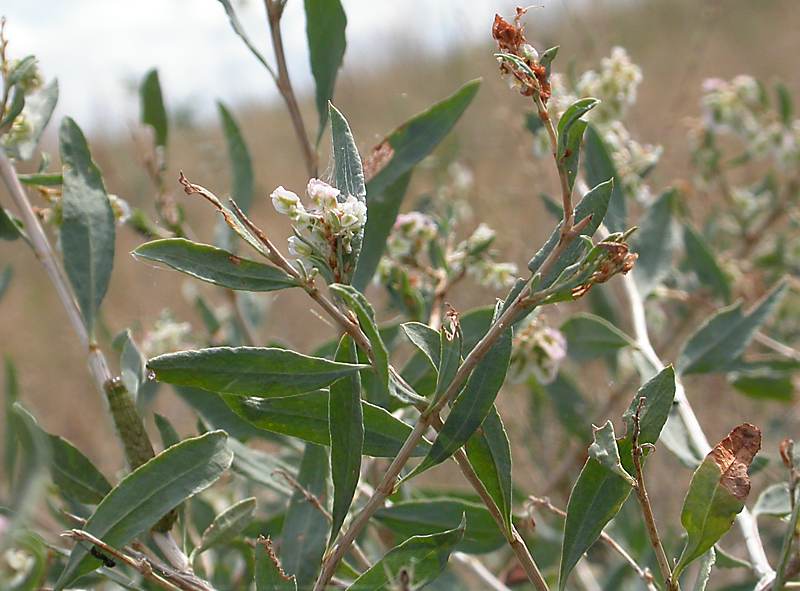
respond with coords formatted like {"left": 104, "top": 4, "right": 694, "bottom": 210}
{"left": 709, "top": 423, "right": 761, "bottom": 501}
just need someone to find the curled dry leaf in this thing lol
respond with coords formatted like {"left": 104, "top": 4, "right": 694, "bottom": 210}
{"left": 674, "top": 423, "right": 761, "bottom": 577}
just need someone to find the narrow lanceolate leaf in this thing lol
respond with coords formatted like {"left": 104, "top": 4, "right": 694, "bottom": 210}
{"left": 140, "top": 69, "right": 168, "bottom": 149}
{"left": 328, "top": 336, "right": 364, "bottom": 546}
{"left": 556, "top": 98, "right": 599, "bottom": 192}
{"left": 353, "top": 80, "right": 480, "bottom": 290}
{"left": 330, "top": 104, "right": 366, "bottom": 201}
{"left": 560, "top": 313, "right": 635, "bottom": 361}
{"left": 196, "top": 497, "right": 256, "bottom": 554}
{"left": 465, "top": 407, "right": 513, "bottom": 534}
{"left": 409, "top": 307, "right": 512, "bottom": 478}
{"left": 559, "top": 366, "right": 675, "bottom": 590}
{"left": 632, "top": 188, "right": 680, "bottom": 296}
{"left": 4, "top": 358, "right": 20, "bottom": 489}
{"left": 434, "top": 322, "right": 463, "bottom": 405}
{"left": 374, "top": 498, "right": 504, "bottom": 554}
{"left": 528, "top": 179, "right": 613, "bottom": 286}
{"left": 348, "top": 520, "right": 465, "bottom": 590}
{"left": 683, "top": 224, "right": 731, "bottom": 303}
{"left": 330, "top": 284, "right": 389, "bottom": 390}
{"left": 7, "top": 79, "right": 58, "bottom": 161}
{"left": 118, "top": 329, "right": 147, "bottom": 400}
{"left": 402, "top": 322, "right": 441, "bottom": 370}
{"left": 59, "top": 117, "right": 115, "bottom": 336}
{"left": 583, "top": 124, "right": 626, "bottom": 233}
{"left": 0, "top": 207, "right": 25, "bottom": 241}
{"left": 133, "top": 238, "right": 297, "bottom": 292}
{"left": 217, "top": 102, "right": 254, "bottom": 212}
{"left": 256, "top": 537, "right": 297, "bottom": 591}
{"left": 279, "top": 444, "right": 329, "bottom": 588}
{"left": 678, "top": 281, "right": 788, "bottom": 375}
{"left": 154, "top": 413, "right": 180, "bottom": 449}
{"left": 16, "top": 405, "right": 110, "bottom": 505}
{"left": 148, "top": 346, "right": 367, "bottom": 397}
{"left": 55, "top": 431, "right": 233, "bottom": 589}
{"left": 223, "top": 390, "right": 428, "bottom": 458}
{"left": 674, "top": 424, "right": 761, "bottom": 578}
{"left": 588, "top": 421, "right": 636, "bottom": 486}
{"left": 305, "top": 0, "right": 346, "bottom": 142}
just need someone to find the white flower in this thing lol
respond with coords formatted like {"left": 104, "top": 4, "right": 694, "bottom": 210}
{"left": 108, "top": 194, "right": 132, "bottom": 225}
{"left": 307, "top": 178, "right": 340, "bottom": 210}
{"left": 468, "top": 260, "right": 518, "bottom": 289}
{"left": 270, "top": 186, "right": 303, "bottom": 217}
{"left": 338, "top": 195, "right": 367, "bottom": 231}
{"left": 509, "top": 319, "right": 567, "bottom": 384}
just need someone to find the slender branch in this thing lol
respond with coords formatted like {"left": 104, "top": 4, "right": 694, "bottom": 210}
{"left": 618, "top": 255, "right": 775, "bottom": 586}
{"left": 631, "top": 397, "right": 678, "bottom": 590}
{"left": 528, "top": 496, "right": 658, "bottom": 591}
{"left": 773, "top": 496, "right": 800, "bottom": 591}
{"left": 61, "top": 530, "right": 184, "bottom": 591}
{"left": 264, "top": 0, "right": 317, "bottom": 177}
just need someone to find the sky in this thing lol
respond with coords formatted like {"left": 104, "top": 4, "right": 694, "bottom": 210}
{"left": 2, "top": 0, "right": 569, "bottom": 132}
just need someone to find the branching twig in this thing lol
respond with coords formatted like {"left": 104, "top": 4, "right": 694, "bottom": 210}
{"left": 61, "top": 530, "right": 184, "bottom": 591}
{"left": 264, "top": 0, "right": 317, "bottom": 177}
{"left": 618, "top": 255, "right": 775, "bottom": 588}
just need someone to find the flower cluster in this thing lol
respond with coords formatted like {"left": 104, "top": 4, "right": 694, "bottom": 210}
{"left": 141, "top": 310, "right": 196, "bottom": 357}
{"left": 508, "top": 316, "right": 567, "bottom": 385}
{"left": 0, "top": 57, "right": 44, "bottom": 149}
{"left": 691, "top": 75, "right": 800, "bottom": 171}
{"left": 530, "top": 48, "right": 661, "bottom": 201}
{"left": 271, "top": 178, "right": 367, "bottom": 281}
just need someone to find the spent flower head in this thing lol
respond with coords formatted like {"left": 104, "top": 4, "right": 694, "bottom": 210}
{"left": 509, "top": 316, "right": 567, "bottom": 385}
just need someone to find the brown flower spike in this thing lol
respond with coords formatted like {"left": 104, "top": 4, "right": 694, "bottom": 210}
{"left": 492, "top": 9, "right": 551, "bottom": 101}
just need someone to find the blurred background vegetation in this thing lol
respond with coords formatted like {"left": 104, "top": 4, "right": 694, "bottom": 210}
{"left": 1, "top": 0, "right": 798, "bottom": 553}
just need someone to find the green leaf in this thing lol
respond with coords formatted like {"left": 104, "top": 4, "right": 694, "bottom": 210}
{"left": 59, "top": 117, "right": 115, "bottom": 336}
{"left": 154, "top": 413, "right": 180, "bottom": 449}
{"left": 683, "top": 224, "right": 731, "bottom": 303}
{"left": 0, "top": 207, "right": 24, "bottom": 241}
{"left": 674, "top": 424, "right": 761, "bottom": 578}
{"left": 776, "top": 82, "right": 793, "bottom": 126}
{"left": 17, "top": 171, "right": 63, "bottom": 186}
{"left": 148, "top": 346, "right": 366, "bottom": 397}
{"left": 329, "top": 104, "right": 365, "bottom": 201}
{"left": 348, "top": 520, "right": 465, "bottom": 590}
{"left": 464, "top": 407, "right": 513, "bottom": 534}
{"left": 196, "top": 497, "right": 256, "bottom": 554}
{"left": 118, "top": 329, "right": 146, "bottom": 401}
{"left": 353, "top": 80, "right": 480, "bottom": 289}
{"left": 729, "top": 368, "right": 794, "bottom": 402}
{"left": 256, "top": 537, "right": 297, "bottom": 591}
{"left": 374, "top": 498, "right": 504, "bottom": 554}
{"left": 540, "top": 372, "right": 593, "bottom": 441}
{"left": 632, "top": 188, "right": 680, "bottom": 296}
{"left": 527, "top": 179, "right": 613, "bottom": 286}
{"left": 402, "top": 322, "right": 441, "bottom": 370}
{"left": 330, "top": 284, "right": 389, "bottom": 392}
{"left": 560, "top": 313, "right": 635, "bottom": 361}
{"left": 55, "top": 430, "right": 233, "bottom": 589}
{"left": 4, "top": 358, "right": 19, "bottom": 491}
{"left": 583, "top": 124, "right": 626, "bottom": 233}
{"left": 7, "top": 56, "right": 37, "bottom": 86}
{"left": 140, "top": 69, "right": 168, "bottom": 149}
{"left": 305, "top": 0, "right": 346, "bottom": 142}
{"left": 328, "top": 336, "right": 363, "bottom": 545}
{"left": 557, "top": 98, "right": 599, "bottom": 192}
{"left": 7, "top": 79, "right": 58, "bottom": 161}
{"left": 280, "top": 444, "right": 329, "bottom": 588}
{"left": 222, "top": 390, "right": 426, "bottom": 458}
{"left": 216, "top": 0, "right": 273, "bottom": 74}
{"left": 587, "top": 421, "right": 636, "bottom": 486}
{"left": 410, "top": 305, "right": 511, "bottom": 477}
{"left": 173, "top": 386, "right": 269, "bottom": 442}
{"left": 217, "top": 101, "right": 254, "bottom": 212}
{"left": 35, "top": 424, "right": 112, "bottom": 504}
{"left": 751, "top": 482, "right": 791, "bottom": 518}
{"left": 559, "top": 366, "right": 675, "bottom": 589}
{"left": 133, "top": 238, "right": 297, "bottom": 292}
{"left": 678, "top": 281, "right": 788, "bottom": 375}
{"left": 434, "top": 322, "right": 463, "bottom": 406}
